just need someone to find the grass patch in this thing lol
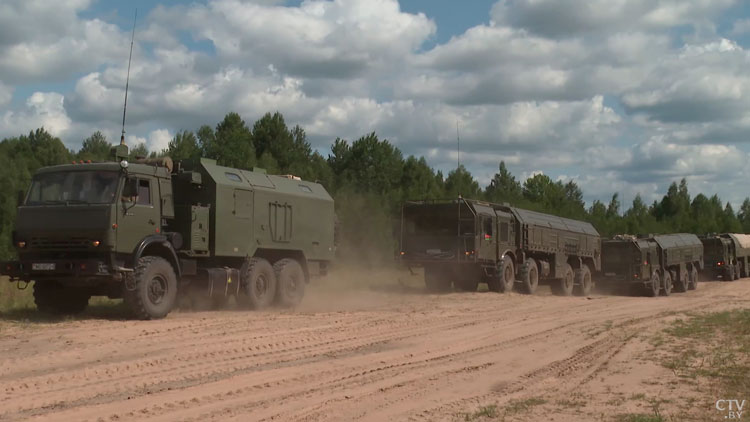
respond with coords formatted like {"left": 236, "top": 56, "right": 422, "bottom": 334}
{"left": 462, "top": 405, "right": 499, "bottom": 421}
{"left": 656, "top": 309, "right": 750, "bottom": 408}
{"left": 615, "top": 414, "right": 664, "bottom": 422}
{"left": 504, "top": 397, "right": 546, "bottom": 415}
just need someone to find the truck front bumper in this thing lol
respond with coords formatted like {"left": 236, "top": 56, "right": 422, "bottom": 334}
{"left": 1, "top": 258, "right": 112, "bottom": 282}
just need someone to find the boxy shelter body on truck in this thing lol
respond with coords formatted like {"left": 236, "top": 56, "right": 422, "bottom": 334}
{"left": 400, "top": 198, "right": 601, "bottom": 295}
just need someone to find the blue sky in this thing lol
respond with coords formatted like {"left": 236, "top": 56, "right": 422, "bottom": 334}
{"left": 3, "top": 0, "right": 750, "bottom": 209}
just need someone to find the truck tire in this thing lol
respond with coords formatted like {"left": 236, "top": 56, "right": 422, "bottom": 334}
{"left": 518, "top": 258, "right": 539, "bottom": 295}
{"left": 274, "top": 258, "right": 306, "bottom": 307}
{"left": 553, "top": 264, "right": 575, "bottom": 296}
{"left": 646, "top": 271, "right": 660, "bottom": 297}
{"left": 242, "top": 258, "right": 277, "bottom": 309}
{"left": 455, "top": 278, "right": 479, "bottom": 292}
{"left": 661, "top": 271, "right": 672, "bottom": 296}
{"left": 424, "top": 266, "right": 452, "bottom": 293}
{"left": 673, "top": 269, "right": 688, "bottom": 293}
{"left": 725, "top": 265, "right": 735, "bottom": 282}
{"left": 33, "top": 281, "right": 90, "bottom": 315}
{"left": 488, "top": 256, "right": 514, "bottom": 293}
{"left": 688, "top": 267, "right": 698, "bottom": 290}
{"left": 124, "top": 256, "right": 178, "bottom": 320}
{"left": 574, "top": 264, "right": 593, "bottom": 296}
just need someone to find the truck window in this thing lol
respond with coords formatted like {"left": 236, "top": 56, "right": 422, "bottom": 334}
{"left": 483, "top": 217, "right": 492, "bottom": 239}
{"left": 137, "top": 180, "right": 151, "bottom": 206}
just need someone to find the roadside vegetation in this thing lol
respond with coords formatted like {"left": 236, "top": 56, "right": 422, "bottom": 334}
{"left": 661, "top": 309, "right": 750, "bottom": 399}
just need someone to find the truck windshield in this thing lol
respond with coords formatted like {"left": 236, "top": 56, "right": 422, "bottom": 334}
{"left": 25, "top": 171, "right": 120, "bottom": 205}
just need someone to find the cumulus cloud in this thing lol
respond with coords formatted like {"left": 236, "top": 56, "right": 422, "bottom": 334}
{"left": 1, "top": 92, "right": 71, "bottom": 138}
{"left": 2, "top": 0, "right": 750, "bottom": 208}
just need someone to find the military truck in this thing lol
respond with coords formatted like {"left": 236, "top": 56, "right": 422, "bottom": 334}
{"left": 700, "top": 233, "right": 750, "bottom": 281}
{"left": 399, "top": 198, "right": 601, "bottom": 295}
{"left": 1, "top": 144, "right": 335, "bottom": 319}
{"left": 599, "top": 233, "right": 703, "bottom": 296}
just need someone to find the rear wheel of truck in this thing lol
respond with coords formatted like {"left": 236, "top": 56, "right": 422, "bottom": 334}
{"left": 661, "top": 271, "right": 672, "bottom": 296}
{"left": 673, "top": 269, "right": 688, "bottom": 293}
{"left": 574, "top": 264, "right": 593, "bottom": 296}
{"left": 124, "top": 256, "right": 178, "bottom": 320}
{"left": 489, "top": 256, "right": 515, "bottom": 293}
{"left": 553, "top": 264, "right": 575, "bottom": 296}
{"left": 33, "top": 281, "right": 90, "bottom": 315}
{"left": 517, "top": 258, "right": 539, "bottom": 295}
{"left": 725, "top": 265, "right": 735, "bottom": 282}
{"left": 274, "top": 258, "right": 306, "bottom": 307}
{"left": 424, "top": 266, "right": 452, "bottom": 293}
{"left": 688, "top": 267, "right": 698, "bottom": 290}
{"left": 242, "top": 258, "right": 277, "bottom": 309}
{"left": 646, "top": 271, "right": 660, "bottom": 297}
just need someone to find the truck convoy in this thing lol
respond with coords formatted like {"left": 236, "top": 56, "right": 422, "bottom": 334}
{"left": 400, "top": 198, "right": 601, "bottom": 295}
{"left": 1, "top": 144, "right": 335, "bottom": 319}
{"left": 600, "top": 234, "right": 703, "bottom": 296}
{"left": 699, "top": 233, "right": 750, "bottom": 281}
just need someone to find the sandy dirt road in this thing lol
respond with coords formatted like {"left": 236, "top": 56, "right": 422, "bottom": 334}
{"left": 1, "top": 278, "right": 748, "bottom": 422}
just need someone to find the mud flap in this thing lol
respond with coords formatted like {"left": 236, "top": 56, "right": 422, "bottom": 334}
{"left": 206, "top": 268, "right": 242, "bottom": 298}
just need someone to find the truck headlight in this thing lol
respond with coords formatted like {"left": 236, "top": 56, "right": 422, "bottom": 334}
{"left": 16, "top": 241, "right": 26, "bottom": 248}
{"left": 91, "top": 240, "right": 101, "bottom": 247}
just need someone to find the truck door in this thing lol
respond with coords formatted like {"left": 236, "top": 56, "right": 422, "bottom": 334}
{"left": 495, "top": 211, "right": 514, "bottom": 249}
{"left": 477, "top": 214, "right": 495, "bottom": 260}
{"left": 117, "top": 175, "right": 161, "bottom": 253}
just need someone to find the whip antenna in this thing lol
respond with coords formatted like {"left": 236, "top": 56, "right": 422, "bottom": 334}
{"left": 121, "top": 9, "right": 137, "bottom": 146}
{"left": 456, "top": 120, "right": 460, "bottom": 170}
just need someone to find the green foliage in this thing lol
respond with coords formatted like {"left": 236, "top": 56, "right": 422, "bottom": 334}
{"left": 2, "top": 112, "right": 750, "bottom": 264}
{"left": 77, "top": 131, "right": 111, "bottom": 161}
{"left": 164, "top": 130, "right": 201, "bottom": 161}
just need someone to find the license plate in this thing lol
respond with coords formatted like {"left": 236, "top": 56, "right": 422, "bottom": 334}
{"left": 32, "top": 263, "right": 55, "bottom": 271}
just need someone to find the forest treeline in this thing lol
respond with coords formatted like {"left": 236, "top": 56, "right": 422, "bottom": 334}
{"left": 2, "top": 111, "right": 750, "bottom": 264}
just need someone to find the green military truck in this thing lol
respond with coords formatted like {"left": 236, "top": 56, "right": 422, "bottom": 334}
{"left": 1, "top": 144, "right": 335, "bottom": 319}
{"left": 700, "top": 233, "right": 750, "bottom": 281}
{"left": 400, "top": 198, "right": 601, "bottom": 295}
{"left": 600, "top": 233, "right": 703, "bottom": 296}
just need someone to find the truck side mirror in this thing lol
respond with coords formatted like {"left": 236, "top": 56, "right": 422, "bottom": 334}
{"left": 122, "top": 178, "right": 138, "bottom": 198}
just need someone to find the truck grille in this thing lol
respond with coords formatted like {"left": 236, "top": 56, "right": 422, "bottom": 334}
{"left": 30, "top": 237, "right": 91, "bottom": 250}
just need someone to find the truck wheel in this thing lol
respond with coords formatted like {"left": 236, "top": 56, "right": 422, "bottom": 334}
{"left": 455, "top": 278, "right": 479, "bottom": 292}
{"left": 242, "top": 258, "right": 277, "bottom": 309}
{"left": 574, "top": 264, "right": 593, "bottom": 296}
{"left": 274, "top": 258, "right": 306, "bottom": 307}
{"left": 424, "top": 266, "right": 452, "bottom": 293}
{"left": 646, "top": 271, "right": 660, "bottom": 297}
{"left": 518, "top": 258, "right": 539, "bottom": 295}
{"left": 124, "top": 256, "right": 178, "bottom": 320}
{"left": 554, "top": 264, "right": 575, "bottom": 296}
{"left": 489, "top": 256, "right": 515, "bottom": 293}
{"left": 661, "top": 271, "right": 672, "bottom": 296}
{"left": 673, "top": 270, "right": 688, "bottom": 293}
{"left": 726, "top": 265, "right": 735, "bottom": 282}
{"left": 688, "top": 267, "right": 698, "bottom": 290}
{"left": 33, "top": 282, "right": 90, "bottom": 315}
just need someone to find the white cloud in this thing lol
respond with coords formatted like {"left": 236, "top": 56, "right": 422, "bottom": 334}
{"left": 0, "top": 81, "right": 12, "bottom": 107}
{"left": 1, "top": 92, "right": 71, "bottom": 138}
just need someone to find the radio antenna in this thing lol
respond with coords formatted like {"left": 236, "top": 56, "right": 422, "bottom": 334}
{"left": 120, "top": 9, "right": 137, "bottom": 146}
{"left": 456, "top": 120, "right": 460, "bottom": 170}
